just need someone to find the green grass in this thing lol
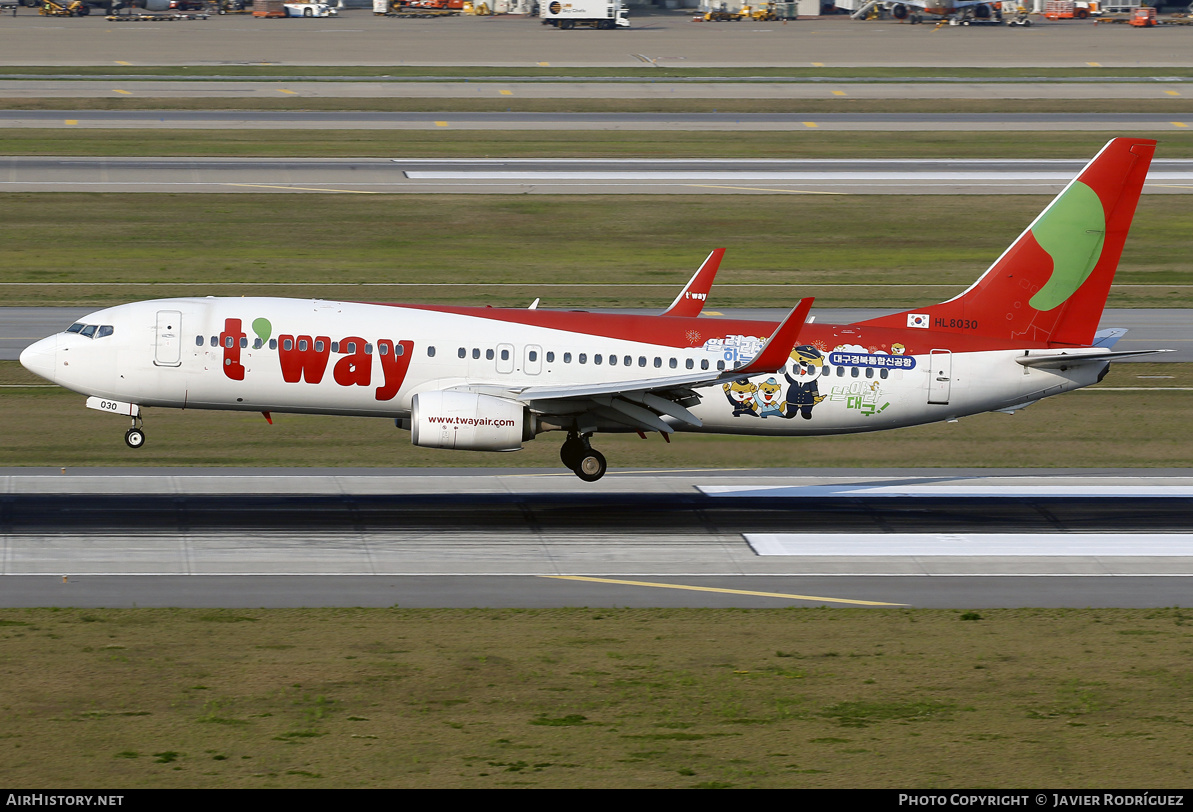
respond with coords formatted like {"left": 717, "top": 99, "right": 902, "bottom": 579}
{"left": 1, "top": 193, "right": 1191, "bottom": 308}
{"left": 2, "top": 129, "right": 1192, "bottom": 159}
{"left": 1, "top": 607, "right": 1191, "bottom": 788}
{"left": 4, "top": 97, "right": 1193, "bottom": 115}
{"left": 2, "top": 362, "right": 1190, "bottom": 469}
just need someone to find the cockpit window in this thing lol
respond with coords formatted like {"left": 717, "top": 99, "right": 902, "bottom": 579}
{"left": 96, "top": 325, "right": 114, "bottom": 339}
{"left": 66, "top": 323, "right": 85, "bottom": 334}
{"left": 80, "top": 325, "right": 98, "bottom": 338}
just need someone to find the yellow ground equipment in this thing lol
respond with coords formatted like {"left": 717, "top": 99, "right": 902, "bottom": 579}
{"left": 40, "top": 0, "right": 87, "bottom": 14}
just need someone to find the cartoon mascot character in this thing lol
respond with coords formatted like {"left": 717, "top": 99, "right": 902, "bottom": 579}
{"left": 755, "top": 377, "right": 786, "bottom": 418}
{"left": 723, "top": 378, "right": 759, "bottom": 417}
{"left": 782, "top": 345, "right": 827, "bottom": 420}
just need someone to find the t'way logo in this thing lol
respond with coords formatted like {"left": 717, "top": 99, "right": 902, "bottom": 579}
{"left": 220, "top": 318, "right": 415, "bottom": 401}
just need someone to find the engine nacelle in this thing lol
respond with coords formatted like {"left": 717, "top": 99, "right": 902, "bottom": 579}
{"left": 410, "top": 391, "right": 532, "bottom": 452}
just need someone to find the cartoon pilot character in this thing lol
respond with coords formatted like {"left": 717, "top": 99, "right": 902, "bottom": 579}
{"left": 755, "top": 377, "right": 786, "bottom": 418}
{"left": 891, "top": 342, "right": 907, "bottom": 356}
{"left": 782, "top": 345, "right": 827, "bottom": 420}
{"left": 723, "top": 378, "right": 760, "bottom": 417}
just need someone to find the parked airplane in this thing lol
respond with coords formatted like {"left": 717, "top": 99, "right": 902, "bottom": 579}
{"left": 20, "top": 138, "right": 1165, "bottom": 481}
{"left": 853, "top": 1, "right": 1006, "bottom": 23}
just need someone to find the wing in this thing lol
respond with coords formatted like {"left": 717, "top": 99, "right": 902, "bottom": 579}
{"left": 457, "top": 298, "right": 814, "bottom": 435}
{"left": 660, "top": 249, "right": 724, "bottom": 318}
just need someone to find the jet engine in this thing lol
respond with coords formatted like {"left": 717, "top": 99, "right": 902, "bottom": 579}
{"left": 410, "top": 390, "right": 534, "bottom": 452}
{"left": 891, "top": 3, "right": 908, "bottom": 18}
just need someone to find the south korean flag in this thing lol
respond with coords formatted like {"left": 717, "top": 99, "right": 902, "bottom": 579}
{"left": 907, "top": 314, "right": 930, "bottom": 329}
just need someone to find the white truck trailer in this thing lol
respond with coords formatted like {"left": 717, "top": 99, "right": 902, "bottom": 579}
{"left": 540, "top": 0, "right": 629, "bottom": 28}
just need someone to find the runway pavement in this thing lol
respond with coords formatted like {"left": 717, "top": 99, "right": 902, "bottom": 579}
{"left": 1, "top": 111, "right": 1191, "bottom": 132}
{"left": 1, "top": 470, "right": 1192, "bottom": 608}
{"left": 5, "top": 156, "right": 1193, "bottom": 195}
{"left": 4, "top": 307, "right": 1189, "bottom": 361}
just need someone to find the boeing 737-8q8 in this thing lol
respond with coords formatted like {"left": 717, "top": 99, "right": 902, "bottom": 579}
{"left": 20, "top": 138, "right": 1166, "bottom": 481}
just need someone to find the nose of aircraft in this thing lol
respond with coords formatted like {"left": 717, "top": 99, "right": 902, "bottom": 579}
{"left": 19, "top": 335, "right": 57, "bottom": 382}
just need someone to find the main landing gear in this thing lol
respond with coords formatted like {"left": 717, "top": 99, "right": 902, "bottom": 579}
{"left": 124, "top": 414, "right": 145, "bottom": 449}
{"left": 560, "top": 432, "right": 607, "bottom": 482}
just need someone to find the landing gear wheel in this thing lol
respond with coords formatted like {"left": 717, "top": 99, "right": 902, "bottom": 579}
{"left": 574, "top": 449, "right": 607, "bottom": 482}
{"left": 560, "top": 435, "right": 586, "bottom": 470}
{"left": 124, "top": 428, "right": 145, "bottom": 449}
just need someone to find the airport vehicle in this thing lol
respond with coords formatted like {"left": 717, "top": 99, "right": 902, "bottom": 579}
{"left": 540, "top": 0, "right": 629, "bottom": 29}
{"left": 283, "top": 1, "right": 336, "bottom": 13}
{"left": 39, "top": 0, "right": 88, "bottom": 14}
{"left": 20, "top": 139, "right": 1166, "bottom": 482}
{"left": 1043, "top": 0, "right": 1098, "bottom": 19}
{"left": 1128, "top": 5, "right": 1156, "bottom": 24}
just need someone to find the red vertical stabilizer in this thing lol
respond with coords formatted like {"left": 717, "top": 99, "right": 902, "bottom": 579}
{"left": 855, "top": 138, "right": 1155, "bottom": 347}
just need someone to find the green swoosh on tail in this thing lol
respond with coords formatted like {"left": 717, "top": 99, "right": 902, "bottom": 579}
{"left": 1028, "top": 180, "right": 1106, "bottom": 312}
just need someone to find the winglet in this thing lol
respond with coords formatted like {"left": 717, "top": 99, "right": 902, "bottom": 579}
{"left": 661, "top": 248, "right": 724, "bottom": 318}
{"left": 730, "top": 298, "right": 815, "bottom": 377}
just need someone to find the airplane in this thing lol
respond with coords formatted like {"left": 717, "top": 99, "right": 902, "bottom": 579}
{"left": 19, "top": 137, "right": 1167, "bottom": 482}
{"left": 852, "top": 1, "right": 1015, "bottom": 24}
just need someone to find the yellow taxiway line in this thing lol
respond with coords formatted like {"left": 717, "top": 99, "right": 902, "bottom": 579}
{"left": 541, "top": 575, "right": 906, "bottom": 606}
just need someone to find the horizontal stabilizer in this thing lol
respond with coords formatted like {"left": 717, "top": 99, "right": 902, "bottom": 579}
{"left": 1016, "top": 348, "right": 1172, "bottom": 369}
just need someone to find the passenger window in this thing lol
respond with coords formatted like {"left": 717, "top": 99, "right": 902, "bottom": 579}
{"left": 67, "top": 323, "right": 85, "bottom": 334}
{"left": 366, "top": 344, "right": 373, "bottom": 355}
{"left": 528, "top": 350, "right": 538, "bottom": 362}
{"left": 500, "top": 349, "right": 510, "bottom": 361}
{"left": 579, "top": 353, "right": 587, "bottom": 364}
{"left": 701, "top": 359, "right": 709, "bottom": 370}
{"left": 210, "top": 336, "right": 218, "bottom": 347}
{"left": 654, "top": 357, "right": 662, "bottom": 368}
{"left": 624, "top": 355, "right": 632, "bottom": 366}
{"left": 225, "top": 336, "right": 234, "bottom": 348}
{"left": 880, "top": 368, "right": 889, "bottom": 379}
{"left": 283, "top": 339, "right": 293, "bottom": 351}
{"left": 428, "top": 346, "right": 436, "bottom": 357}
{"left": 563, "top": 352, "right": 572, "bottom": 363}
{"left": 253, "top": 338, "right": 262, "bottom": 349}
{"left": 332, "top": 342, "right": 340, "bottom": 353}
{"left": 717, "top": 361, "right": 725, "bottom": 371}
{"left": 81, "top": 325, "right": 97, "bottom": 338}
{"left": 240, "top": 337, "right": 248, "bottom": 349}
{"left": 346, "top": 341, "right": 356, "bottom": 353}
{"left": 315, "top": 340, "right": 325, "bottom": 352}
{"left": 594, "top": 354, "right": 603, "bottom": 365}
{"left": 866, "top": 368, "right": 874, "bottom": 379}
{"left": 394, "top": 343, "right": 404, "bottom": 356}
{"left": 669, "top": 358, "right": 677, "bottom": 369}
{"left": 472, "top": 348, "right": 480, "bottom": 359}
{"left": 486, "top": 349, "right": 494, "bottom": 360}
{"left": 546, "top": 351, "right": 554, "bottom": 363}
{"left": 458, "top": 348, "right": 466, "bottom": 359}
{"left": 298, "top": 339, "right": 309, "bottom": 352}
{"left": 379, "top": 343, "right": 389, "bottom": 356}
{"left": 837, "top": 366, "right": 845, "bottom": 377}
{"left": 609, "top": 355, "right": 617, "bottom": 366}
{"left": 851, "top": 367, "right": 859, "bottom": 378}
{"left": 638, "top": 357, "right": 647, "bottom": 367}
{"left": 270, "top": 339, "right": 278, "bottom": 350}
{"left": 686, "top": 359, "right": 694, "bottom": 370}
{"left": 195, "top": 336, "right": 204, "bottom": 347}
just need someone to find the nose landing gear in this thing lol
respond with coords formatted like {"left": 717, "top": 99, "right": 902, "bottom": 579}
{"left": 560, "top": 432, "right": 607, "bottom": 482}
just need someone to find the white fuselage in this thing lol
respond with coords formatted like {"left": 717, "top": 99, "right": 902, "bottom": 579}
{"left": 20, "top": 297, "right": 1106, "bottom": 441}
